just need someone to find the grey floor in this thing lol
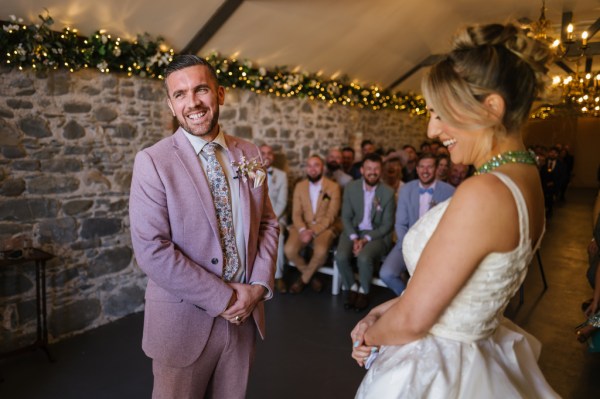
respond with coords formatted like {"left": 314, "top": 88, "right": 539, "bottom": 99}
{"left": 0, "top": 188, "right": 598, "bottom": 399}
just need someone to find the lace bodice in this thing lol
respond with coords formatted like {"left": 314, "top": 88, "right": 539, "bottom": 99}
{"left": 402, "top": 172, "right": 541, "bottom": 342}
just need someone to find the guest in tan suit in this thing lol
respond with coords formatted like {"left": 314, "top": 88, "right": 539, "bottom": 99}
{"left": 285, "top": 155, "right": 341, "bottom": 293}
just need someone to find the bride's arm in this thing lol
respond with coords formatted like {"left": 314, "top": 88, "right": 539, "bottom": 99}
{"left": 363, "top": 176, "right": 520, "bottom": 346}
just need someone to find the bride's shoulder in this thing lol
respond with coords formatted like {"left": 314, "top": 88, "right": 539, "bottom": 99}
{"left": 448, "top": 174, "right": 516, "bottom": 217}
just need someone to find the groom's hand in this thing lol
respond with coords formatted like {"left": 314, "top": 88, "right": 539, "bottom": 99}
{"left": 221, "top": 283, "right": 264, "bottom": 324}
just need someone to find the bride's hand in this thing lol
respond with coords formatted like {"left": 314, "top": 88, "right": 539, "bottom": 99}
{"left": 351, "top": 313, "right": 379, "bottom": 367}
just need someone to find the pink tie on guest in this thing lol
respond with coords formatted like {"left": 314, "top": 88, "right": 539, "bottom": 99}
{"left": 201, "top": 142, "right": 240, "bottom": 281}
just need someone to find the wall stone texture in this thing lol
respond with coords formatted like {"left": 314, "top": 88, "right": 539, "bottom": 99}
{"left": 0, "top": 68, "right": 426, "bottom": 349}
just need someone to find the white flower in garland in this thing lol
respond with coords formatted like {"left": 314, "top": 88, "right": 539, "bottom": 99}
{"left": 97, "top": 60, "right": 108, "bottom": 72}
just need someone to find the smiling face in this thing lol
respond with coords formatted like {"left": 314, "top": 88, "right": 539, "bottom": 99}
{"left": 260, "top": 145, "right": 275, "bottom": 168}
{"left": 166, "top": 64, "right": 224, "bottom": 140}
{"left": 306, "top": 156, "right": 324, "bottom": 183}
{"left": 416, "top": 157, "right": 437, "bottom": 187}
{"left": 361, "top": 159, "right": 382, "bottom": 187}
{"left": 426, "top": 108, "right": 490, "bottom": 168}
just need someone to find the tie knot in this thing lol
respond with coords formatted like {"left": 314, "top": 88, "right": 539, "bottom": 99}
{"left": 419, "top": 187, "right": 434, "bottom": 195}
{"left": 202, "top": 142, "right": 218, "bottom": 156}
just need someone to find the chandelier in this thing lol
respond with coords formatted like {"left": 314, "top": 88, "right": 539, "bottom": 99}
{"left": 525, "top": 0, "right": 600, "bottom": 118}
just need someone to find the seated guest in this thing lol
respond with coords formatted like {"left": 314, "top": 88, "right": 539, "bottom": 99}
{"left": 341, "top": 146, "right": 356, "bottom": 175}
{"left": 379, "top": 154, "right": 455, "bottom": 295}
{"left": 401, "top": 144, "right": 418, "bottom": 182}
{"left": 325, "top": 147, "right": 353, "bottom": 188}
{"left": 285, "top": 155, "right": 341, "bottom": 294}
{"left": 436, "top": 153, "right": 451, "bottom": 182}
{"left": 448, "top": 162, "right": 470, "bottom": 187}
{"left": 336, "top": 153, "right": 395, "bottom": 312}
{"left": 349, "top": 139, "right": 376, "bottom": 179}
{"left": 382, "top": 153, "right": 405, "bottom": 198}
{"left": 260, "top": 144, "right": 289, "bottom": 293}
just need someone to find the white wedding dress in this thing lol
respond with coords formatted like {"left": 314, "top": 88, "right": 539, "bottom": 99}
{"left": 356, "top": 173, "right": 560, "bottom": 398}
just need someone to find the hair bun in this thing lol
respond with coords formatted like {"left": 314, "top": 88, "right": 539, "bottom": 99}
{"left": 453, "top": 23, "right": 553, "bottom": 93}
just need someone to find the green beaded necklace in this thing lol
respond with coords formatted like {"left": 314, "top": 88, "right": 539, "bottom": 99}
{"left": 474, "top": 150, "right": 537, "bottom": 175}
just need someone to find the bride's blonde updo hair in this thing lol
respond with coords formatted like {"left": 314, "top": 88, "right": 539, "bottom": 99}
{"left": 422, "top": 23, "right": 553, "bottom": 134}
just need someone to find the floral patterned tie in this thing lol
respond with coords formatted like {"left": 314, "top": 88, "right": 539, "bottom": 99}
{"left": 201, "top": 142, "right": 240, "bottom": 281}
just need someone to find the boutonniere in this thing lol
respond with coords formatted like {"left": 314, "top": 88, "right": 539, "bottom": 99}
{"left": 231, "top": 155, "right": 266, "bottom": 188}
{"left": 373, "top": 196, "right": 382, "bottom": 212}
{"left": 322, "top": 192, "right": 331, "bottom": 201}
{"left": 429, "top": 199, "right": 438, "bottom": 209}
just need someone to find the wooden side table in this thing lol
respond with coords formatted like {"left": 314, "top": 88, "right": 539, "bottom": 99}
{"left": 0, "top": 248, "right": 55, "bottom": 362}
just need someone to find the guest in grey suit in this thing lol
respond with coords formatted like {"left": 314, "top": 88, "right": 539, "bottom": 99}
{"left": 129, "top": 55, "right": 278, "bottom": 399}
{"left": 380, "top": 153, "right": 455, "bottom": 295}
{"left": 336, "top": 153, "right": 395, "bottom": 312}
{"left": 260, "top": 144, "right": 289, "bottom": 293}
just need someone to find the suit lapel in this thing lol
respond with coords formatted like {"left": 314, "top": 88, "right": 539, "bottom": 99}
{"left": 410, "top": 183, "right": 420, "bottom": 221}
{"left": 356, "top": 182, "right": 365, "bottom": 223}
{"left": 172, "top": 129, "right": 220, "bottom": 239}
{"left": 226, "top": 136, "right": 251, "bottom": 269}
{"left": 370, "top": 184, "right": 381, "bottom": 221}
{"left": 432, "top": 185, "right": 440, "bottom": 203}
{"left": 304, "top": 181, "right": 315, "bottom": 222}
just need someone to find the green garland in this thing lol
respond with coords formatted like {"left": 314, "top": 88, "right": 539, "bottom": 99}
{"left": 0, "top": 12, "right": 427, "bottom": 116}
{"left": 0, "top": 13, "right": 173, "bottom": 78}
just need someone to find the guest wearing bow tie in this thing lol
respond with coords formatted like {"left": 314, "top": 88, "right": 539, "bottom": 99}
{"left": 379, "top": 153, "right": 455, "bottom": 295}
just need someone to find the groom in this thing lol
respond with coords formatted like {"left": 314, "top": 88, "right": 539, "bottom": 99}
{"left": 129, "top": 55, "right": 279, "bottom": 398}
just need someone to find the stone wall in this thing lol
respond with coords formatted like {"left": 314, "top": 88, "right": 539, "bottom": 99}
{"left": 0, "top": 68, "right": 426, "bottom": 348}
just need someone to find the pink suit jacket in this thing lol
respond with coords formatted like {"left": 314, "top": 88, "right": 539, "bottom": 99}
{"left": 129, "top": 128, "right": 279, "bottom": 368}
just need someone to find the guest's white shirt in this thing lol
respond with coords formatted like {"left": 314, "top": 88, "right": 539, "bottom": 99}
{"left": 309, "top": 179, "right": 322, "bottom": 215}
{"left": 419, "top": 181, "right": 437, "bottom": 218}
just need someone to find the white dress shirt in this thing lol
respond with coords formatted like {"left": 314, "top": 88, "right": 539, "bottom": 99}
{"left": 419, "top": 181, "right": 436, "bottom": 218}
{"left": 309, "top": 179, "right": 322, "bottom": 215}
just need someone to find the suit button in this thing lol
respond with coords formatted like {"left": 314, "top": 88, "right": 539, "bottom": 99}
{"left": 211, "top": 258, "right": 218, "bottom": 264}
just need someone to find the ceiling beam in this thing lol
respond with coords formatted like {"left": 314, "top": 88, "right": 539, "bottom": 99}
{"left": 386, "top": 54, "right": 445, "bottom": 91}
{"left": 560, "top": 11, "right": 573, "bottom": 44}
{"left": 585, "top": 17, "right": 600, "bottom": 40}
{"left": 555, "top": 60, "right": 575, "bottom": 74}
{"left": 182, "top": 0, "right": 245, "bottom": 54}
{"left": 585, "top": 57, "right": 593, "bottom": 73}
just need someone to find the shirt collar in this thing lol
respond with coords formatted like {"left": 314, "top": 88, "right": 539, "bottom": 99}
{"left": 362, "top": 180, "right": 378, "bottom": 193}
{"left": 418, "top": 181, "right": 436, "bottom": 191}
{"left": 181, "top": 127, "right": 227, "bottom": 155}
{"left": 309, "top": 178, "right": 322, "bottom": 188}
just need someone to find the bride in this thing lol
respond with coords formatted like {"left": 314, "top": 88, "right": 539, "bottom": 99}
{"left": 351, "top": 23, "right": 560, "bottom": 398}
